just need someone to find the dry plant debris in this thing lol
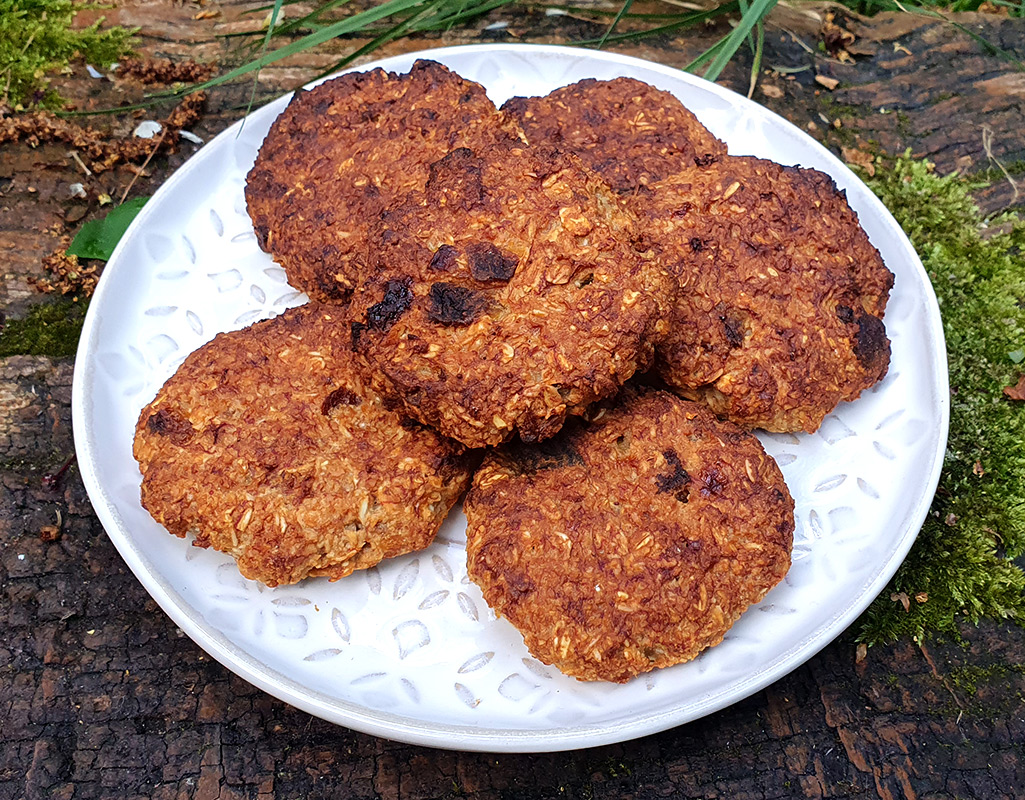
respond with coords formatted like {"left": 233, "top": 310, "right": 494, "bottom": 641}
{"left": 34, "top": 235, "right": 100, "bottom": 298}
{"left": 115, "top": 57, "right": 215, "bottom": 85}
{"left": 0, "top": 93, "right": 206, "bottom": 174}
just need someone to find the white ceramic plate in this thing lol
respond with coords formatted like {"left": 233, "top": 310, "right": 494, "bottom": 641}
{"left": 72, "top": 44, "right": 948, "bottom": 752}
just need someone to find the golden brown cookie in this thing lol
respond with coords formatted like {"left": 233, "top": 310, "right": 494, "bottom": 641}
{"left": 638, "top": 156, "right": 893, "bottom": 433}
{"left": 502, "top": 77, "right": 726, "bottom": 193}
{"left": 133, "top": 303, "right": 474, "bottom": 587}
{"left": 346, "top": 141, "right": 674, "bottom": 448}
{"left": 465, "top": 387, "right": 794, "bottom": 683}
{"left": 245, "top": 59, "right": 521, "bottom": 302}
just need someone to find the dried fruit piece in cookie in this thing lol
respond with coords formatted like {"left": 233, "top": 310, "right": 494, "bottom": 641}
{"left": 465, "top": 387, "right": 794, "bottom": 683}
{"left": 502, "top": 77, "right": 726, "bottom": 193}
{"left": 245, "top": 59, "right": 522, "bottom": 302}
{"left": 348, "top": 141, "right": 674, "bottom": 448}
{"left": 638, "top": 155, "right": 893, "bottom": 433}
{"left": 133, "top": 303, "right": 473, "bottom": 587}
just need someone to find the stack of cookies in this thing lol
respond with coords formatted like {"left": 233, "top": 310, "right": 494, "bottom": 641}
{"left": 133, "top": 60, "right": 893, "bottom": 683}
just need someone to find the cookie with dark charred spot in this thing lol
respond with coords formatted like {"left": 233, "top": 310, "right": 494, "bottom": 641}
{"left": 638, "top": 155, "right": 893, "bottom": 433}
{"left": 465, "top": 387, "right": 794, "bottom": 683}
{"left": 347, "top": 139, "right": 674, "bottom": 448}
{"left": 133, "top": 303, "right": 473, "bottom": 587}
{"left": 426, "top": 282, "right": 490, "bottom": 326}
{"left": 245, "top": 60, "right": 522, "bottom": 302}
{"left": 366, "top": 278, "right": 414, "bottom": 331}
{"left": 466, "top": 242, "right": 518, "bottom": 284}
{"left": 503, "top": 77, "right": 727, "bottom": 193}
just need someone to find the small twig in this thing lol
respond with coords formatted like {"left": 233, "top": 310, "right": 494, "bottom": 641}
{"left": 983, "top": 124, "right": 1021, "bottom": 203}
{"left": 118, "top": 127, "right": 167, "bottom": 205}
{"left": 658, "top": 0, "right": 706, "bottom": 9}
{"left": 778, "top": 26, "right": 815, "bottom": 55}
{"left": 918, "top": 641, "right": 966, "bottom": 711}
{"left": 20, "top": 29, "right": 38, "bottom": 57}
{"left": 42, "top": 453, "right": 76, "bottom": 491}
{"left": 68, "top": 150, "right": 94, "bottom": 177}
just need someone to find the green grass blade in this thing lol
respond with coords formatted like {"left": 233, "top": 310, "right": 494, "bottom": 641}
{"left": 538, "top": 3, "right": 708, "bottom": 20}
{"left": 737, "top": 0, "right": 754, "bottom": 52}
{"left": 242, "top": 0, "right": 313, "bottom": 15}
{"left": 701, "top": 0, "right": 777, "bottom": 82}
{"left": 62, "top": 0, "right": 431, "bottom": 115}
{"left": 596, "top": 0, "right": 636, "bottom": 50}
{"left": 243, "top": 0, "right": 286, "bottom": 115}
{"left": 574, "top": 1, "right": 740, "bottom": 46}
{"left": 247, "top": 0, "right": 356, "bottom": 41}
{"left": 886, "top": 0, "right": 1024, "bottom": 71}
{"left": 747, "top": 17, "right": 765, "bottom": 97}
{"left": 684, "top": 34, "right": 730, "bottom": 73}
{"left": 417, "top": 0, "right": 515, "bottom": 32}
{"left": 308, "top": 0, "right": 446, "bottom": 77}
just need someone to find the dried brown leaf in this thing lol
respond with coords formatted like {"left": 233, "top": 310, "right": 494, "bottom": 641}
{"left": 891, "top": 591, "right": 911, "bottom": 612}
{"left": 1003, "top": 374, "right": 1025, "bottom": 400}
{"left": 842, "top": 146, "right": 876, "bottom": 177}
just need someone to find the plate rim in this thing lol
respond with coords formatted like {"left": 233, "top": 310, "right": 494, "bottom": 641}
{"left": 72, "top": 42, "right": 949, "bottom": 752}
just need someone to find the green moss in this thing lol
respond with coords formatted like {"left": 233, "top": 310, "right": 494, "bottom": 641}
{"left": 892, "top": 108, "right": 912, "bottom": 138}
{"left": 947, "top": 662, "right": 1025, "bottom": 700}
{"left": 857, "top": 154, "right": 1025, "bottom": 646}
{"left": 974, "top": 160, "right": 1025, "bottom": 187}
{"left": 0, "top": 298, "right": 88, "bottom": 358}
{"left": 0, "top": 0, "right": 135, "bottom": 109}
{"left": 590, "top": 758, "right": 632, "bottom": 779}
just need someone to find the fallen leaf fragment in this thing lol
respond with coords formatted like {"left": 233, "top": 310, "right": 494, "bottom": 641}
{"left": 891, "top": 591, "right": 911, "bottom": 612}
{"left": 194, "top": 9, "right": 220, "bottom": 19}
{"left": 915, "top": 592, "right": 928, "bottom": 604}
{"left": 761, "top": 84, "right": 784, "bottom": 99}
{"left": 820, "top": 11, "right": 856, "bottom": 62}
{"left": 815, "top": 75, "right": 840, "bottom": 91}
{"left": 39, "top": 525, "right": 61, "bottom": 542}
{"left": 842, "top": 146, "right": 876, "bottom": 176}
{"left": 1003, "top": 374, "right": 1025, "bottom": 400}
{"left": 973, "top": 460, "right": 985, "bottom": 476}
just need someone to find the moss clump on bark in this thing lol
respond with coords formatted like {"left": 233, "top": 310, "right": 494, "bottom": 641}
{"left": 858, "top": 155, "right": 1025, "bottom": 645}
{"left": 0, "top": 299, "right": 88, "bottom": 358}
{"left": 0, "top": 0, "right": 135, "bottom": 109}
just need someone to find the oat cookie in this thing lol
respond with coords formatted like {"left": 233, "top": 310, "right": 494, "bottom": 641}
{"left": 502, "top": 77, "right": 727, "bottom": 193}
{"left": 347, "top": 141, "right": 673, "bottom": 448}
{"left": 639, "top": 156, "right": 893, "bottom": 432}
{"left": 133, "top": 303, "right": 473, "bottom": 587}
{"left": 245, "top": 59, "right": 521, "bottom": 302}
{"left": 465, "top": 387, "right": 794, "bottom": 683}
